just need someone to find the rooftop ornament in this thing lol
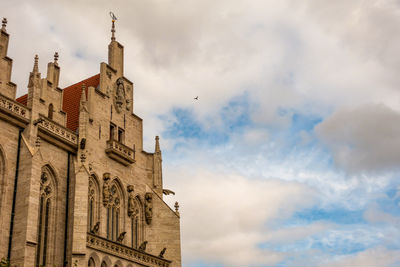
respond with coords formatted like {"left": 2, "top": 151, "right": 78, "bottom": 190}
{"left": 109, "top": 11, "right": 117, "bottom": 41}
{"left": 54, "top": 52, "right": 59, "bottom": 65}
{"left": 2, "top": 18, "right": 7, "bottom": 31}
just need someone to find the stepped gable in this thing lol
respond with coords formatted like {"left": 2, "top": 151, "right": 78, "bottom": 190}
{"left": 16, "top": 74, "right": 100, "bottom": 131}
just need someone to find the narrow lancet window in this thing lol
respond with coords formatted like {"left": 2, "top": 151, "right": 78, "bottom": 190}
{"left": 48, "top": 103, "right": 54, "bottom": 119}
{"left": 36, "top": 170, "right": 54, "bottom": 267}
{"left": 88, "top": 176, "right": 99, "bottom": 233}
{"left": 106, "top": 181, "right": 122, "bottom": 241}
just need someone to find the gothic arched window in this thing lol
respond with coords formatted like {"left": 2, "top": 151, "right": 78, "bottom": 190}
{"left": 106, "top": 181, "right": 122, "bottom": 241}
{"left": 88, "top": 175, "right": 100, "bottom": 233}
{"left": 48, "top": 103, "right": 54, "bottom": 120}
{"left": 88, "top": 257, "right": 95, "bottom": 267}
{"left": 36, "top": 169, "right": 55, "bottom": 267}
{"left": 101, "top": 262, "right": 107, "bottom": 267}
{"left": 129, "top": 195, "right": 142, "bottom": 249}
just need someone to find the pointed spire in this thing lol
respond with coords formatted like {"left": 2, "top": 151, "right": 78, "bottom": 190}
{"left": 33, "top": 54, "right": 39, "bottom": 73}
{"left": 54, "top": 52, "right": 59, "bottom": 65}
{"left": 155, "top": 136, "right": 160, "bottom": 153}
{"left": 1, "top": 18, "right": 7, "bottom": 32}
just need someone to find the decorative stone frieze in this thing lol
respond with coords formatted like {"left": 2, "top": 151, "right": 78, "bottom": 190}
{"left": 105, "top": 139, "right": 135, "bottom": 166}
{"left": 36, "top": 115, "right": 78, "bottom": 149}
{"left": 86, "top": 233, "right": 171, "bottom": 267}
{"left": 0, "top": 93, "right": 30, "bottom": 125}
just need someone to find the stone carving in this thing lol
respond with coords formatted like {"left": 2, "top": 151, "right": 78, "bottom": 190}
{"left": 41, "top": 172, "right": 47, "bottom": 183}
{"left": 127, "top": 185, "right": 137, "bottom": 217}
{"left": 114, "top": 78, "right": 125, "bottom": 113}
{"left": 117, "top": 231, "right": 126, "bottom": 242}
{"left": 35, "top": 137, "right": 41, "bottom": 147}
{"left": 145, "top": 193, "right": 153, "bottom": 225}
{"left": 159, "top": 248, "right": 166, "bottom": 258}
{"left": 86, "top": 233, "right": 170, "bottom": 267}
{"left": 40, "top": 172, "right": 52, "bottom": 197}
{"left": 80, "top": 138, "right": 86, "bottom": 149}
{"left": 138, "top": 241, "right": 147, "bottom": 252}
{"left": 90, "top": 222, "right": 100, "bottom": 234}
{"left": 36, "top": 115, "right": 78, "bottom": 145}
{"left": 0, "top": 94, "right": 30, "bottom": 121}
{"left": 162, "top": 189, "right": 175, "bottom": 196}
{"left": 80, "top": 152, "right": 86, "bottom": 163}
{"left": 174, "top": 201, "right": 179, "bottom": 216}
{"left": 102, "top": 173, "right": 111, "bottom": 206}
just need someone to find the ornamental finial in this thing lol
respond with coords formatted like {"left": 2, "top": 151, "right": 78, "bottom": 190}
{"left": 1, "top": 18, "right": 7, "bottom": 31}
{"left": 109, "top": 12, "right": 117, "bottom": 41}
{"left": 54, "top": 52, "right": 59, "bottom": 65}
{"left": 155, "top": 136, "right": 161, "bottom": 153}
{"left": 33, "top": 55, "right": 39, "bottom": 73}
{"left": 174, "top": 201, "right": 179, "bottom": 213}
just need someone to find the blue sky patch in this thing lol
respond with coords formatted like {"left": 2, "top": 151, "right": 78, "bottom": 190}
{"left": 291, "top": 207, "right": 365, "bottom": 225}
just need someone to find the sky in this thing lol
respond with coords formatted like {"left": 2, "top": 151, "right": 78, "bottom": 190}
{"left": 3, "top": 0, "right": 400, "bottom": 266}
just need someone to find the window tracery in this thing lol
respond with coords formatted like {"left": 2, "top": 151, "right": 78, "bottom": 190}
{"left": 36, "top": 169, "right": 55, "bottom": 267}
{"left": 88, "top": 175, "right": 100, "bottom": 233}
{"left": 106, "top": 180, "right": 122, "bottom": 241}
{"left": 128, "top": 185, "right": 142, "bottom": 248}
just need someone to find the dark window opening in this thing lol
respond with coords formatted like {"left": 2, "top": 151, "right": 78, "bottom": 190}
{"left": 109, "top": 123, "right": 115, "bottom": 140}
{"left": 48, "top": 103, "right": 54, "bottom": 119}
{"left": 118, "top": 128, "right": 124, "bottom": 143}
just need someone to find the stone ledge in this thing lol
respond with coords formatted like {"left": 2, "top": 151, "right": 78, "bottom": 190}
{"left": 0, "top": 93, "right": 30, "bottom": 127}
{"left": 87, "top": 233, "right": 171, "bottom": 267}
{"left": 37, "top": 114, "right": 78, "bottom": 152}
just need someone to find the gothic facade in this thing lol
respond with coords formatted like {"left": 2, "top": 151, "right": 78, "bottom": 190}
{"left": 0, "top": 17, "right": 181, "bottom": 267}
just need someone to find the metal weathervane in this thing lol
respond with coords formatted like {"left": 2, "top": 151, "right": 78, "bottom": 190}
{"left": 109, "top": 12, "right": 117, "bottom": 22}
{"left": 109, "top": 12, "right": 117, "bottom": 41}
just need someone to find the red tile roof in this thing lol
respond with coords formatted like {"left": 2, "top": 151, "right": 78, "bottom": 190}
{"left": 16, "top": 94, "right": 27, "bottom": 106}
{"left": 15, "top": 74, "right": 100, "bottom": 132}
{"left": 63, "top": 74, "right": 100, "bottom": 131}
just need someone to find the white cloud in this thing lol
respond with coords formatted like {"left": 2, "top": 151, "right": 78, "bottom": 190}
{"left": 264, "top": 222, "right": 333, "bottom": 245}
{"left": 163, "top": 167, "right": 316, "bottom": 266}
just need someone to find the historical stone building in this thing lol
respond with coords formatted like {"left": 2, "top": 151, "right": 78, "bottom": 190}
{"left": 0, "top": 17, "right": 181, "bottom": 267}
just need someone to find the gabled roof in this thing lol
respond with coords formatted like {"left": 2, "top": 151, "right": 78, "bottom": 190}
{"left": 63, "top": 74, "right": 100, "bottom": 131}
{"left": 15, "top": 74, "right": 100, "bottom": 132}
{"left": 16, "top": 94, "right": 27, "bottom": 106}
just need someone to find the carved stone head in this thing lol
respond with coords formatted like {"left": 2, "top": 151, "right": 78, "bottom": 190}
{"left": 103, "top": 173, "right": 111, "bottom": 182}
{"left": 127, "top": 185, "right": 134, "bottom": 193}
